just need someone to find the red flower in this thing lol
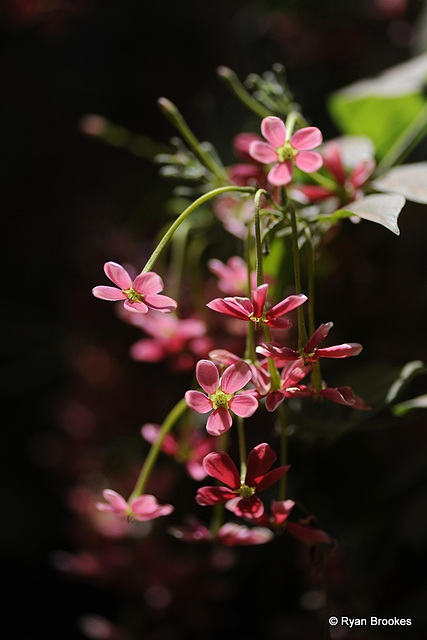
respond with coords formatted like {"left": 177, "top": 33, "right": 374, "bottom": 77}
{"left": 196, "top": 443, "right": 289, "bottom": 518}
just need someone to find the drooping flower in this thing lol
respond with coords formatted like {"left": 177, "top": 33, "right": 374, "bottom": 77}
{"left": 207, "top": 283, "right": 307, "bottom": 330}
{"left": 196, "top": 443, "right": 289, "bottom": 518}
{"left": 249, "top": 116, "right": 323, "bottom": 186}
{"left": 92, "top": 261, "right": 177, "bottom": 314}
{"left": 185, "top": 359, "right": 258, "bottom": 436}
{"left": 96, "top": 489, "right": 173, "bottom": 521}
{"left": 257, "top": 322, "right": 363, "bottom": 366}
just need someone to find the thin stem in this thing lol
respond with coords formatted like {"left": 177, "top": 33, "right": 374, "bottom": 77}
{"left": 236, "top": 416, "right": 247, "bottom": 481}
{"left": 157, "top": 97, "right": 229, "bottom": 183}
{"left": 253, "top": 188, "right": 268, "bottom": 286}
{"left": 244, "top": 226, "right": 256, "bottom": 362}
{"left": 216, "top": 66, "right": 273, "bottom": 119}
{"left": 285, "top": 111, "right": 298, "bottom": 140}
{"left": 289, "top": 203, "right": 308, "bottom": 349}
{"left": 142, "top": 185, "right": 255, "bottom": 273}
{"left": 128, "top": 397, "right": 188, "bottom": 501}
{"left": 305, "top": 227, "right": 316, "bottom": 337}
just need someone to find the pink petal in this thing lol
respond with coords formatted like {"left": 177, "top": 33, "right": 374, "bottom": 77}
{"left": 266, "top": 317, "right": 293, "bottom": 329}
{"left": 196, "top": 359, "right": 219, "bottom": 394}
{"left": 140, "top": 423, "right": 178, "bottom": 456}
{"left": 196, "top": 486, "right": 237, "bottom": 505}
{"left": 221, "top": 361, "right": 252, "bottom": 394}
{"left": 321, "top": 386, "right": 356, "bottom": 406}
{"left": 261, "top": 116, "right": 287, "bottom": 147}
{"left": 206, "top": 407, "right": 233, "bottom": 436}
{"left": 217, "top": 521, "right": 273, "bottom": 545}
{"left": 290, "top": 126, "right": 323, "bottom": 150}
{"left": 185, "top": 390, "right": 212, "bottom": 414}
{"left": 271, "top": 499, "right": 295, "bottom": 525}
{"left": 286, "top": 522, "right": 333, "bottom": 546}
{"left": 248, "top": 140, "right": 278, "bottom": 164}
{"left": 231, "top": 495, "right": 265, "bottom": 519}
{"left": 104, "top": 262, "right": 132, "bottom": 289}
{"left": 102, "top": 489, "right": 128, "bottom": 513}
{"left": 130, "top": 494, "right": 174, "bottom": 520}
{"left": 124, "top": 299, "right": 149, "bottom": 314}
{"left": 316, "top": 343, "right": 363, "bottom": 358}
{"left": 295, "top": 151, "right": 323, "bottom": 173}
{"left": 304, "top": 322, "right": 333, "bottom": 353}
{"left": 351, "top": 159, "right": 375, "bottom": 189}
{"left": 251, "top": 284, "right": 268, "bottom": 318}
{"left": 92, "top": 286, "right": 126, "bottom": 301}
{"left": 265, "top": 390, "right": 285, "bottom": 412}
{"left": 323, "top": 143, "right": 347, "bottom": 184}
{"left": 267, "top": 161, "right": 293, "bottom": 186}
{"left": 202, "top": 451, "right": 240, "bottom": 488}
{"left": 229, "top": 393, "right": 259, "bottom": 418}
{"left": 267, "top": 293, "right": 307, "bottom": 320}
{"left": 245, "top": 443, "right": 276, "bottom": 485}
{"left": 133, "top": 271, "right": 164, "bottom": 295}
{"left": 207, "top": 297, "right": 253, "bottom": 320}
{"left": 145, "top": 293, "right": 177, "bottom": 313}
{"left": 130, "top": 339, "right": 165, "bottom": 362}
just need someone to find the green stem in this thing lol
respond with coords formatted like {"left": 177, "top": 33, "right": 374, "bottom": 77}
{"left": 236, "top": 416, "right": 247, "bottom": 480}
{"left": 128, "top": 397, "right": 188, "bottom": 501}
{"left": 216, "top": 66, "right": 273, "bottom": 119}
{"left": 142, "top": 185, "right": 255, "bottom": 273}
{"left": 253, "top": 189, "right": 268, "bottom": 286}
{"left": 375, "top": 102, "right": 427, "bottom": 176}
{"left": 289, "top": 203, "right": 308, "bottom": 349}
{"left": 157, "top": 97, "right": 229, "bottom": 183}
{"left": 285, "top": 111, "right": 298, "bottom": 140}
{"left": 244, "top": 226, "right": 256, "bottom": 362}
{"left": 305, "top": 228, "right": 316, "bottom": 337}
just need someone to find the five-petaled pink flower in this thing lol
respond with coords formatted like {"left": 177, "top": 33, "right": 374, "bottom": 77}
{"left": 196, "top": 443, "right": 290, "bottom": 518}
{"left": 249, "top": 116, "right": 323, "bottom": 186}
{"left": 96, "top": 489, "right": 173, "bottom": 521}
{"left": 92, "top": 261, "right": 177, "bottom": 314}
{"left": 257, "top": 322, "right": 363, "bottom": 366}
{"left": 185, "top": 359, "right": 258, "bottom": 436}
{"left": 207, "top": 283, "right": 307, "bottom": 330}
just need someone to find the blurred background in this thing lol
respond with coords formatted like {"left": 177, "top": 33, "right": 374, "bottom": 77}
{"left": 2, "top": 1, "right": 427, "bottom": 638}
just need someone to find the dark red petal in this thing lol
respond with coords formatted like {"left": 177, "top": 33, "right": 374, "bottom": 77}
{"left": 202, "top": 451, "right": 240, "bottom": 488}
{"left": 245, "top": 443, "right": 277, "bottom": 486}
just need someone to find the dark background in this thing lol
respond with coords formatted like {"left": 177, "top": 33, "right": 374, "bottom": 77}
{"left": 2, "top": 1, "right": 427, "bottom": 638}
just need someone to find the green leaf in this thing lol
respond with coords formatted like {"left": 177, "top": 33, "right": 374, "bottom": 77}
{"left": 392, "top": 394, "right": 427, "bottom": 417}
{"left": 327, "top": 53, "right": 427, "bottom": 160}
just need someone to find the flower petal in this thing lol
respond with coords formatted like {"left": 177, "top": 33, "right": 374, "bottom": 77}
{"left": 261, "top": 116, "right": 286, "bottom": 147}
{"left": 316, "top": 343, "right": 363, "bottom": 358}
{"left": 248, "top": 140, "right": 278, "bottom": 164}
{"left": 207, "top": 297, "right": 253, "bottom": 320}
{"left": 92, "top": 286, "right": 126, "bottom": 301}
{"left": 251, "top": 284, "right": 268, "bottom": 318}
{"left": 221, "top": 361, "right": 252, "bottom": 394}
{"left": 130, "top": 339, "right": 165, "bottom": 362}
{"left": 295, "top": 151, "right": 323, "bottom": 173}
{"left": 196, "top": 485, "right": 237, "bottom": 505}
{"left": 102, "top": 489, "right": 128, "bottom": 513}
{"left": 271, "top": 499, "right": 295, "bottom": 525}
{"left": 124, "top": 299, "right": 149, "bottom": 314}
{"left": 195, "top": 359, "right": 219, "bottom": 394}
{"left": 265, "top": 390, "right": 285, "bottom": 412}
{"left": 145, "top": 293, "right": 177, "bottom": 312}
{"left": 256, "top": 465, "right": 290, "bottom": 493}
{"left": 133, "top": 271, "right": 164, "bottom": 295}
{"left": 130, "top": 494, "right": 174, "bottom": 520}
{"left": 104, "top": 262, "right": 132, "bottom": 289}
{"left": 291, "top": 126, "right": 323, "bottom": 150}
{"left": 185, "top": 390, "right": 212, "bottom": 414}
{"left": 267, "top": 293, "right": 307, "bottom": 320}
{"left": 304, "top": 322, "right": 333, "bottom": 353}
{"left": 202, "top": 450, "right": 240, "bottom": 488}
{"left": 245, "top": 443, "right": 276, "bottom": 486}
{"left": 229, "top": 393, "right": 259, "bottom": 418}
{"left": 229, "top": 495, "right": 265, "bottom": 519}
{"left": 206, "top": 407, "right": 233, "bottom": 436}
{"left": 267, "top": 161, "right": 293, "bottom": 186}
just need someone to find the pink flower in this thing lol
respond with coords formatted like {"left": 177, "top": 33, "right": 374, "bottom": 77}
{"left": 208, "top": 256, "right": 256, "bottom": 295}
{"left": 92, "top": 261, "right": 177, "bottom": 314}
{"left": 96, "top": 489, "right": 173, "bottom": 522}
{"left": 141, "top": 423, "right": 215, "bottom": 481}
{"left": 185, "top": 359, "right": 258, "bottom": 436}
{"left": 169, "top": 517, "right": 274, "bottom": 546}
{"left": 128, "top": 312, "right": 210, "bottom": 371}
{"left": 249, "top": 116, "right": 323, "bottom": 186}
{"left": 207, "top": 283, "right": 307, "bottom": 330}
{"left": 257, "top": 322, "right": 363, "bottom": 366}
{"left": 196, "top": 443, "right": 290, "bottom": 519}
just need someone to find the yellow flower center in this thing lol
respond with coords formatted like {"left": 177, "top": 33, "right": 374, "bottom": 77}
{"left": 209, "top": 388, "right": 234, "bottom": 410}
{"left": 124, "top": 286, "right": 144, "bottom": 304}
{"left": 237, "top": 483, "right": 256, "bottom": 501}
{"left": 276, "top": 141, "right": 297, "bottom": 163}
